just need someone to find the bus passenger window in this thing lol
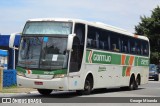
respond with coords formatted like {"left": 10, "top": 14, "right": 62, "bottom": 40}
{"left": 124, "top": 45, "right": 127, "bottom": 53}
{"left": 99, "top": 41, "right": 104, "bottom": 49}
{"left": 144, "top": 49, "right": 147, "bottom": 55}
{"left": 141, "top": 48, "right": 143, "bottom": 55}
{"left": 132, "top": 47, "right": 135, "bottom": 53}
{"left": 104, "top": 41, "right": 108, "bottom": 50}
{"left": 87, "top": 38, "right": 92, "bottom": 48}
{"left": 95, "top": 32, "right": 99, "bottom": 49}
{"left": 112, "top": 44, "right": 119, "bottom": 52}
{"left": 142, "top": 41, "right": 149, "bottom": 56}
{"left": 91, "top": 40, "right": 97, "bottom": 48}
{"left": 137, "top": 47, "right": 140, "bottom": 54}
{"left": 134, "top": 43, "right": 138, "bottom": 54}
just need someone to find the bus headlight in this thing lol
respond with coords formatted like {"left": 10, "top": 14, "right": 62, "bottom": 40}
{"left": 54, "top": 74, "right": 66, "bottom": 78}
{"left": 17, "top": 71, "right": 25, "bottom": 77}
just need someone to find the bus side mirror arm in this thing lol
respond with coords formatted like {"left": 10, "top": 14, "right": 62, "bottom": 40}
{"left": 9, "top": 32, "right": 21, "bottom": 49}
{"left": 9, "top": 32, "right": 21, "bottom": 70}
{"left": 67, "top": 34, "right": 76, "bottom": 51}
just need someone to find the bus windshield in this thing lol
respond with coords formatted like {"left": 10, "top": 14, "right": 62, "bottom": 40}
{"left": 23, "top": 22, "right": 72, "bottom": 35}
{"left": 18, "top": 36, "right": 68, "bottom": 70}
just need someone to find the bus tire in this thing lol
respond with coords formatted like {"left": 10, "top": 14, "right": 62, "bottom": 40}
{"left": 77, "top": 75, "right": 93, "bottom": 95}
{"left": 136, "top": 74, "right": 141, "bottom": 85}
{"left": 83, "top": 76, "right": 93, "bottom": 95}
{"left": 134, "top": 79, "right": 138, "bottom": 90}
{"left": 129, "top": 76, "right": 138, "bottom": 90}
{"left": 37, "top": 89, "right": 53, "bottom": 95}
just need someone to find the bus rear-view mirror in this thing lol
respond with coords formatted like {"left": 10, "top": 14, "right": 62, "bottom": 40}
{"left": 9, "top": 32, "right": 21, "bottom": 48}
{"left": 67, "top": 34, "right": 76, "bottom": 51}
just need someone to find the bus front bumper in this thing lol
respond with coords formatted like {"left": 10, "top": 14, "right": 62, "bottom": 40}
{"left": 17, "top": 75, "right": 68, "bottom": 90}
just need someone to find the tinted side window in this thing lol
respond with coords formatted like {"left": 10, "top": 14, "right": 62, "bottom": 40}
{"left": 130, "top": 38, "right": 141, "bottom": 55}
{"left": 87, "top": 26, "right": 110, "bottom": 51}
{"left": 129, "top": 38, "right": 149, "bottom": 56}
{"left": 87, "top": 26, "right": 97, "bottom": 48}
{"left": 110, "top": 32, "right": 120, "bottom": 52}
{"left": 87, "top": 25, "right": 149, "bottom": 57}
{"left": 121, "top": 36, "right": 129, "bottom": 53}
{"left": 141, "top": 40, "right": 149, "bottom": 56}
{"left": 99, "top": 30, "right": 109, "bottom": 50}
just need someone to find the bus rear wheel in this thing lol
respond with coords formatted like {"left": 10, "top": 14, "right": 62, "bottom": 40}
{"left": 37, "top": 89, "right": 53, "bottom": 95}
{"left": 129, "top": 77, "right": 138, "bottom": 90}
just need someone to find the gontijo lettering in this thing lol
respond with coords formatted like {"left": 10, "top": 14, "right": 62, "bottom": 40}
{"left": 93, "top": 54, "right": 111, "bottom": 62}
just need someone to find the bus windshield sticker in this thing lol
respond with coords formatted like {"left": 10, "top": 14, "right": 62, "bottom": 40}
{"left": 43, "top": 37, "right": 48, "bottom": 42}
{"left": 52, "top": 55, "right": 58, "bottom": 61}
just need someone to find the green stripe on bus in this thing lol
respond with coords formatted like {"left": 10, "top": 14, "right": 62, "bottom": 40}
{"left": 86, "top": 50, "right": 90, "bottom": 63}
{"left": 86, "top": 50, "right": 149, "bottom": 66}
{"left": 16, "top": 66, "right": 67, "bottom": 75}
{"left": 122, "top": 66, "right": 127, "bottom": 77}
{"left": 16, "top": 67, "right": 26, "bottom": 73}
{"left": 134, "top": 57, "right": 138, "bottom": 66}
{"left": 125, "top": 56, "right": 130, "bottom": 65}
{"left": 91, "top": 51, "right": 112, "bottom": 64}
{"left": 111, "top": 54, "right": 121, "bottom": 65}
{"left": 134, "top": 57, "right": 149, "bottom": 66}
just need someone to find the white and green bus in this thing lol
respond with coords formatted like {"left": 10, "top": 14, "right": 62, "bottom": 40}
{"left": 10, "top": 18, "right": 150, "bottom": 95}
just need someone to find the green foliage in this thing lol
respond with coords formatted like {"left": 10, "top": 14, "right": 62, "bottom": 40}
{"left": 150, "top": 52, "right": 160, "bottom": 64}
{"left": 135, "top": 6, "right": 160, "bottom": 64}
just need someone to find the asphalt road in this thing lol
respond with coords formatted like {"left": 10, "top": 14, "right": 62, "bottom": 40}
{"left": 0, "top": 80, "right": 160, "bottom": 105}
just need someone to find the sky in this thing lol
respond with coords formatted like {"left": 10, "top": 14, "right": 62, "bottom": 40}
{"left": 0, "top": 0, "right": 159, "bottom": 34}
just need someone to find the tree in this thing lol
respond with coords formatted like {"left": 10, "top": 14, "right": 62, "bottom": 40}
{"left": 135, "top": 6, "right": 160, "bottom": 64}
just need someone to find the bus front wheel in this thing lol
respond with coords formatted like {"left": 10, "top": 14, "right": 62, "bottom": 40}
{"left": 83, "top": 76, "right": 93, "bottom": 95}
{"left": 37, "top": 89, "right": 53, "bottom": 95}
{"left": 76, "top": 75, "right": 93, "bottom": 95}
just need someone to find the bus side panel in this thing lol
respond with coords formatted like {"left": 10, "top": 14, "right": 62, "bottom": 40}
{"left": 138, "top": 66, "right": 149, "bottom": 84}
{"left": 68, "top": 72, "right": 84, "bottom": 90}
{"left": 129, "top": 66, "right": 149, "bottom": 85}
{"left": 85, "top": 64, "right": 125, "bottom": 89}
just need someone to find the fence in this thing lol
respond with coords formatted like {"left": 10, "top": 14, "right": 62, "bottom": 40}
{"left": 0, "top": 67, "right": 3, "bottom": 91}
{"left": 3, "top": 69, "right": 17, "bottom": 87}
{"left": 0, "top": 68, "right": 17, "bottom": 89}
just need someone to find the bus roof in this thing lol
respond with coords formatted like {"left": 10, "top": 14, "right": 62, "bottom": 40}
{"left": 27, "top": 18, "right": 149, "bottom": 41}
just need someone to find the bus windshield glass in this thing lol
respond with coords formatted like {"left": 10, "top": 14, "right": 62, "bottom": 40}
{"left": 18, "top": 37, "right": 68, "bottom": 70}
{"left": 23, "top": 21, "right": 72, "bottom": 35}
